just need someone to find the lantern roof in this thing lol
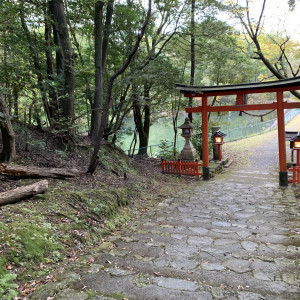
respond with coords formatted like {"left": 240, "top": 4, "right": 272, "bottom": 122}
{"left": 178, "top": 117, "right": 196, "bottom": 129}
{"left": 289, "top": 133, "right": 300, "bottom": 142}
{"left": 212, "top": 130, "right": 226, "bottom": 138}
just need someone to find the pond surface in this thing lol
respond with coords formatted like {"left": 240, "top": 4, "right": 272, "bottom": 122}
{"left": 117, "top": 111, "right": 276, "bottom": 152}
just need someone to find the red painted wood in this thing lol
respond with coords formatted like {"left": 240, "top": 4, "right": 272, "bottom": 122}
{"left": 161, "top": 160, "right": 202, "bottom": 177}
{"left": 284, "top": 102, "right": 300, "bottom": 109}
{"left": 288, "top": 166, "right": 300, "bottom": 183}
{"left": 202, "top": 96, "right": 209, "bottom": 169}
{"left": 236, "top": 94, "right": 244, "bottom": 106}
{"left": 277, "top": 91, "right": 287, "bottom": 173}
{"left": 185, "top": 102, "right": 300, "bottom": 114}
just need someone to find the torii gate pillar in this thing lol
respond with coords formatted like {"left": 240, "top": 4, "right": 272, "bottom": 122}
{"left": 202, "top": 96, "right": 210, "bottom": 180}
{"left": 277, "top": 91, "right": 288, "bottom": 186}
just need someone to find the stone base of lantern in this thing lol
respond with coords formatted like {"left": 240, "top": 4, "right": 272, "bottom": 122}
{"left": 179, "top": 147, "right": 197, "bottom": 161}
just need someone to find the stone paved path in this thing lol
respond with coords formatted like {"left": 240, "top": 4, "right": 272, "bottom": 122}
{"left": 31, "top": 133, "right": 300, "bottom": 299}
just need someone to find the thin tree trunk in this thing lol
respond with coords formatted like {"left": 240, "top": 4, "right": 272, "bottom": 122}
{"left": 49, "top": 0, "right": 75, "bottom": 123}
{"left": 0, "top": 93, "right": 16, "bottom": 162}
{"left": 45, "top": 3, "right": 59, "bottom": 123}
{"left": 91, "top": 1, "right": 104, "bottom": 140}
{"left": 133, "top": 84, "right": 151, "bottom": 156}
{"left": 188, "top": 0, "right": 195, "bottom": 122}
{"left": 19, "top": 2, "right": 54, "bottom": 128}
{"left": 91, "top": 0, "right": 114, "bottom": 140}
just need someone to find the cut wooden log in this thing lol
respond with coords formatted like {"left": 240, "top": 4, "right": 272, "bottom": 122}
{"left": 0, "top": 163, "right": 79, "bottom": 179}
{"left": 0, "top": 180, "right": 48, "bottom": 206}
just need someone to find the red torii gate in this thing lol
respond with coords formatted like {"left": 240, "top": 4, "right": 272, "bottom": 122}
{"left": 176, "top": 76, "right": 300, "bottom": 186}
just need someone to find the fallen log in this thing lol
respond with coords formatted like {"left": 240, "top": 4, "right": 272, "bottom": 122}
{"left": 0, "top": 163, "right": 79, "bottom": 179}
{"left": 0, "top": 180, "right": 48, "bottom": 206}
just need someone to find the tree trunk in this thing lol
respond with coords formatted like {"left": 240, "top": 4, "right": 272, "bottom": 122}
{"left": 133, "top": 84, "right": 151, "bottom": 156}
{"left": 90, "top": 0, "right": 114, "bottom": 140}
{"left": 49, "top": 0, "right": 75, "bottom": 123}
{"left": 19, "top": 3, "right": 54, "bottom": 128}
{"left": 0, "top": 163, "right": 79, "bottom": 179}
{"left": 0, "top": 180, "right": 48, "bottom": 206}
{"left": 188, "top": 0, "right": 195, "bottom": 122}
{"left": 45, "top": 3, "right": 59, "bottom": 123}
{"left": 91, "top": 1, "right": 104, "bottom": 141}
{"left": 87, "top": 0, "right": 152, "bottom": 174}
{"left": 0, "top": 93, "right": 16, "bottom": 162}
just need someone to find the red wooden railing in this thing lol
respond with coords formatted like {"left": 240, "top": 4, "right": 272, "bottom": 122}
{"left": 161, "top": 159, "right": 202, "bottom": 177}
{"left": 288, "top": 165, "right": 300, "bottom": 183}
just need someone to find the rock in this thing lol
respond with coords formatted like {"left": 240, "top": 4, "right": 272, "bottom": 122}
{"left": 201, "top": 263, "right": 225, "bottom": 271}
{"left": 282, "top": 273, "right": 298, "bottom": 285}
{"left": 105, "top": 267, "right": 135, "bottom": 277}
{"left": 188, "top": 236, "right": 213, "bottom": 246}
{"left": 214, "top": 238, "right": 238, "bottom": 246}
{"left": 225, "top": 259, "right": 252, "bottom": 274}
{"left": 211, "top": 287, "right": 225, "bottom": 299}
{"left": 253, "top": 270, "right": 272, "bottom": 281}
{"left": 189, "top": 227, "right": 209, "bottom": 235}
{"left": 212, "top": 221, "right": 231, "bottom": 227}
{"left": 97, "top": 242, "right": 114, "bottom": 253}
{"left": 55, "top": 288, "right": 88, "bottom": 300}
{"left": 241, "top": 241, "right": 259, "bottom": 251}
{"left": 274, "top": 257, "right": 295, "bottom": 266}
{"left": 153, "top": 276, "right": 199, "bottom": 292}
{"left": 237, "top": 291, "right": 266, "bottom": 300}
{"left": 132, "top": 273, "right": 153, "bottom": 288}
{"left": 170, "top": 257, "right": 198, "bottom": 270}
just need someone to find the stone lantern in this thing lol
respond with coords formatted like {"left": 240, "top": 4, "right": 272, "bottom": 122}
{"left": 212, "top": 130, "right": 226, "bottom": 161}
{"left": 178, "top": 117, "right": 197, "bottom": 161}
{"left": 290, "top": 133, "right": 300, "bottom": 165}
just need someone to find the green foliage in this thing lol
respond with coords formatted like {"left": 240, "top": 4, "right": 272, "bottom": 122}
{"left": 0, "top": 221, "right": 62, "bottom": 265}
{"left": 0, "top": 257, "right": 18, "bottom": 300}
{"left": 0, "top": 273, "right": 18, "bottom": 300}
{"left": 158, "top": 140, "right": 179, "bottom": 160}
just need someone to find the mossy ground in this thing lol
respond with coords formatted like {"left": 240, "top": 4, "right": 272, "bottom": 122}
{"left": 0, "top": 142, "right": 196, "bottom": 299}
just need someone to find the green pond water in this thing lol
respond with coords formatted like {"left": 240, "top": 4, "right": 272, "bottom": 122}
{"left": 117, "top": 111, "right": 277, "bottom": 153}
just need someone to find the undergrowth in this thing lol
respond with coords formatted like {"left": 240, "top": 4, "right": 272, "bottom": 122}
{"left": 0, "top": 139, "right": 193, "bottom": 298}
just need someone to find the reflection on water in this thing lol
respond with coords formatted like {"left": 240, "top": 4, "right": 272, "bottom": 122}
{"left": 117, "top": 111, "right": 275, "bottom": 151}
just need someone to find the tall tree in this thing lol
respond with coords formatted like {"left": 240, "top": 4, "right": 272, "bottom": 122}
{"left": 49, "top": 0, "right": 75, "bottom": 124}
{"left": 87, "top": 0, "right": 152, "bottom": 174}
{"left": 0, "top": 92, "right": 16, "bottom": 162}
{"left": 188, "top": 0, "right": 195, "bottom": 122}
{"left": 232, "top": 0, "right": 300, "bottom": 98}
{"left": 91, "top": 0, "right": 114, "bottom": 141}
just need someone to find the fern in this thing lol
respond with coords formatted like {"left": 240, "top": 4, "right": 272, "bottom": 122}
{"left": 0, "top": 271, "right": 18, "bottom": 300}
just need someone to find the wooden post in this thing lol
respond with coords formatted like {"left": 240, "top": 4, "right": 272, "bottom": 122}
{"left": 277, "top": 91, "right": 288, "bottom": 186}
{"left": 202, "top": 96, "right": 210, "bottom": 180}
{"left": 218, "top": 144, "right": 222, "bottom": 161}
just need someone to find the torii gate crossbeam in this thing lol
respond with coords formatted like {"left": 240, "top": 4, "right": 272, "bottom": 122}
{"left": 176, "top": 77, "right": 300, "bottom": 186}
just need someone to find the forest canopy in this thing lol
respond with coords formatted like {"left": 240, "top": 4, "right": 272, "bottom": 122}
{"left": 0, "top": 0, "right": 299, "bottom": 167}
